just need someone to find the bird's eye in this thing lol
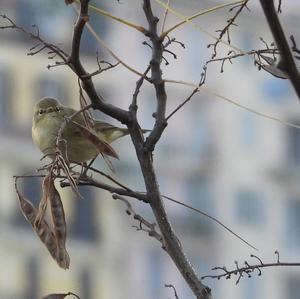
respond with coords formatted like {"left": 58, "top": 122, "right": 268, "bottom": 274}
{"left": 55, "top": 106, "right": 60, "bottom": 112}
{"left": 38, "top": 109, "right": 44, "bottom": 115}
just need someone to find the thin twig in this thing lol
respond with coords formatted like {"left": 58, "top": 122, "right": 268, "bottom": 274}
{"left": 162, "top": 195, "right": 257, "bottom": 251}
{"left": 113, "top": 194, "right": 164, "bottom": 246}
{"left": 160, "top": 0, "right": 245, "bottom": 38}
{"left": 207, "top": 0, "right": 250, "bottom": 59}
{"left": 164, "top": 79, "right": 300, "bottom": 130}
{"left": 202, "top": 252, "right": 300, "bottom": 284}
{"left": 131, "top": 65, "right": 151, "bottom": 108}
{"left": 83, "top": 0, "right": 146, "bottom": 33}
{"left": 60, "top": 177, "right": 148, "bottom": 202}
{"left": 143, "top": 0, "right": 168, "bottom": 152}
{"left": 160, "top": 0, "right": 171, "bottom": 34}
{"left": 165, "top": 284, "right": 180, "bottom": 299}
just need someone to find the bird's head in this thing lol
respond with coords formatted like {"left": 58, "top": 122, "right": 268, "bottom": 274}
{"left": 33, "top": 97, "right": 63, "bottom": 123}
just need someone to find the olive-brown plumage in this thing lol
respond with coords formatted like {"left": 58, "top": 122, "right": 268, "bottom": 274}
{"left": 32, "top": 97, "right": 131, "bottom": 162}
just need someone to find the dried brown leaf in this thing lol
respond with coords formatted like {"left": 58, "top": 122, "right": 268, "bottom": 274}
{"left": 64, "top": 0, "right": 75, "bottom": 5}
{"left": 15, "top": 178, "right": 70, "bottom": 269}
{"left": 15, "top": 178, "right": 58, "bottom": 264}
{"left": 35, "top": 174, "right": 52, "bottom": 229}
{"left": 71, "top": 120, "right": 119, "bottom": 159}
{"left": 57, "top": 154, "right": 81, "bottom": 197}
{"left": 43, "top": 292, "right": 80, "bottom": 299}
{"left": 101, "top": 153, "right": 116, "bottom": 173}
{"left": 48, "top": 178, "right": 70, "bottom": 269}
{"left": 56, "top": 248, "right": 70, "bottom": 270}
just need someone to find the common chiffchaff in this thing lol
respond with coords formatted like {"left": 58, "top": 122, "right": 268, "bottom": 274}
{"left": 32, "top": 97, "right": 131, "bottom": 163}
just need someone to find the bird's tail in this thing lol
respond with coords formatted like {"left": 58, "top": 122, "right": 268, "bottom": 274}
{"left": 95, "top": 121, "right": 149, "bottom": 143}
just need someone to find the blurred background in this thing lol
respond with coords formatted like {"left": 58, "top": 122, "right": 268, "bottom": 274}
{"left": 1, "top": 0, "right": 300, "bottom": 298}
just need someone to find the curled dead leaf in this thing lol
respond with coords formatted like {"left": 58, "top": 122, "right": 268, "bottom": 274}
{"left": 48, "top": 178, "right": 70, "bottom": 269}
{"left": 15, "top": 177, "right": 70, "bottom": 269}
{"left": 15, "top": 178, "right": 58, "bottom": 264}
{"left": 56, "top": 248, "right": 70, "bottom": 270}
{"left": 35, "top": 174, "right": 52, "bottom": 229}
{"left": 43, "top": 291, "right": 80, "bottom": 299}
{"left": 64, "top": 0, "right": 75, "bottom": 5}
{"left": 71, "top": 119, "right": 119, "bottom": 159}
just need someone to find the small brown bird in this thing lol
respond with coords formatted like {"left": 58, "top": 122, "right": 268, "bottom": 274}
{"left": 32, "top": 97, "right": 134, "bottom": 163}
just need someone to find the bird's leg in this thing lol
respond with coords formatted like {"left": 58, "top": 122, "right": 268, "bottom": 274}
{"left": 81, "top": 156, "right": 97, "bottom": 178}
{"left": 69, "top": 156, "right": 97, "bottom": 181}
{"left": 37, "top": 158, "right": 58, "bottom": 176}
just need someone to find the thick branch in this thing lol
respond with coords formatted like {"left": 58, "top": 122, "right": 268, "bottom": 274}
{"left": 125, "top": 2, "right": 212, "bottom": 298}
{"left": 143, "top": 0, "right": 168, "bottom": 152}
{"left": 69, "top": 0, "right": 130, "bottom": 124}
{"left": 259, "top": 0, "right": 300, "bottom": 100}
{"left": 135, "top": 149, "right": 211, "bottom": 299}
{"left": 60, "top": 177, "right": 148, "bottom": 202}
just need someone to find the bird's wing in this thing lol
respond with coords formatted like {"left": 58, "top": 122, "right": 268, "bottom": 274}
{"left": 94, "top": 121, "right": 129, "bottom": 143}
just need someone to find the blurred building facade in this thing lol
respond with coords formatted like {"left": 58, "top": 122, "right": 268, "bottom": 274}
{"left": 0, "top": 1, "right": 300, "bottom": 299}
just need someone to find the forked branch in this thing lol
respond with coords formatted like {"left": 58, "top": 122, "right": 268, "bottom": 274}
{"left": 259, "top": 0, "right": 300, "bottom": 99}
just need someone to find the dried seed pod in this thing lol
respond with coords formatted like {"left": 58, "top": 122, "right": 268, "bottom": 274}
{"left": 15, "top": 179, "right": 58, "bottom": 263}
{"left": 56, "top": 248, "right": 70, "bottom": 270}
{"left": 43, "top": 292, "right": 80, "bottom": 299}
{"left": 64, "top": 0, "right": 75, "bottom": 5}
{"left": 34, "top": 174, "right": 52, "bottom": 229}
{"left": 56, "top": 153, "right": 80, "bottom": 197}
{"left": 71, "top": 119, "right": 119, "bottom": 159}
{"left": 48, "top": 178, "right": 70, "bottom": 269}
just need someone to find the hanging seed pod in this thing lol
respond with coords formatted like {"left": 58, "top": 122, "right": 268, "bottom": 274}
{"left": 43, "top": 292, "right": 80, "bottom": 299}
{"left": 15, "top": 178, "right": 58, "bottom": 264}
{"left": 56, "top": 152, "right": 80, "bottom": 197}
{"left": 71, "top": 119, "right": 119, "bottom": 159}
{"left": 34, "top": 174, "right": 52, "bottom": 229}
{"left": 56, "top": 247, "right": 70, "bottom": 270}
{"left": 48, "top": 177, "right": 70, "bottom": 269}
{"left": 64, "top": 0, "right": 75, "bottom": 5}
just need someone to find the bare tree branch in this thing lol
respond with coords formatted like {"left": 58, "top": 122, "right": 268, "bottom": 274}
{"left": 113, "top": 194, "right": 163, "bottom": 245}
{"left": 125, "top": 2, "right": 212, "bottom": 298}
{"left": 208, "top": 0, "right": 250, "bottom": 59}
{"left": 60, "top": 176, "right": 148, "bottom": 202}
{"left": 143, "top": 0, "right": 168, "bottom": 152}
{"left": 259, "top": 0, "right": 300, "bottom": 100}
{"left": 202, "top": 251, "right": 300, "bottom": 284}
{"left": 68, "top": 0, "right": 130, "bottom": 124}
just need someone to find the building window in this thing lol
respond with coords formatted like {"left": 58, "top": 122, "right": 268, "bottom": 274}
{"left": 240, "top": 276, "right": 260, "bottom": 299}
{"left": 70, "top": 186, "right": 99, "bottom": 242}
{"left": 286, "top": 276, "right": 300, "bottom": 299}
{"left": 239, "top": 31, "right": 254, "bottom": 66}
{"left": 0, "top": 66, "right": 12, "bottom": 128}
{"left": 147, "top": 250, "right": 163, "bottom": 299}
{"left": 24, "top": 256, "right": 38, "bottom": 299}
{"left": 260, "top": 78, "right": 291, "bottom": 104}
{"left": 239, "top": 112, "right": 257, "bottom": 149}
{"left": 17, "top": 1, "right": 70, "bottom": 38}
{"left": 190, "top": 109, "right": 211, "bottom": 155}
{"left": 80, "top": 12, "right": 108, "bottom": 54}
{"left": 235, "top": 189, "right": 264, "bottom": 225}
{"left": 80, "top": 267, "right": 92, "bottom": 299}
{"left": 285, "top": 199, "right": 300, "bottom": 248}
{"left": 36, "top": 76, "right": 68, "bottom": 103}
{"left": 180, "top": 176, "right": 214, "bottom": 236}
